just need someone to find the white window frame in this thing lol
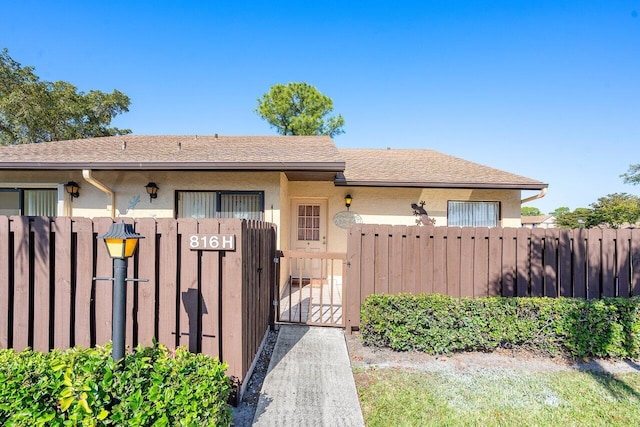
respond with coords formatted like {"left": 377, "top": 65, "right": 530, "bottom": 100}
{"left": 447, "top": 200, "right": 501, "bottom": 227}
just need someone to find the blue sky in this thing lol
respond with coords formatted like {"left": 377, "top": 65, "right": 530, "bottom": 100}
{"left": 2, "top": 0, "right": 639, "bottom": 214}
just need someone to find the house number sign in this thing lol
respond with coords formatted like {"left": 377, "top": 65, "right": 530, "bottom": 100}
{"left": 188, "top": 234, "right": 236, "bottom": 251}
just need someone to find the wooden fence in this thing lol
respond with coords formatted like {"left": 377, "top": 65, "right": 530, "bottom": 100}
{"left": 346, "top": 225, "right": 640, "bottom": 331}
{"left": 0, "top": 216, "right": 277, "bottom": 393}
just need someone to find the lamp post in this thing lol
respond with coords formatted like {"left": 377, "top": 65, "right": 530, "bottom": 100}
{"left": 97, "top": 221, "right": 143, "bottom": 361}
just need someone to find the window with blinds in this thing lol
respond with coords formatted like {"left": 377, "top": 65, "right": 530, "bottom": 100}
{"left": 0, "top": 188, "right": 57, "bottom": 216}
{"left": 447, "top": 201, "right": 500, "bottom": 227}
{"left": 176, "top": 191, "right": 264, "bottom": 220}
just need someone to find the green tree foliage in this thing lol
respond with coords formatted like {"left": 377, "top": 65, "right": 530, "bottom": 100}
{"left": 621, "top": 164, "right": 640, "bottom": 185}
{"left": 521, "top": 206, "right": 542, "bottom": 216}
{"left": 0, "top": 48, "right": 131, "bottom": 145}
{"left": 588, "top": 193, "right": 640, "bottom": 229}
{"left": 553, "top": 207, "right": 593, "bottom": 229}
{"left": 255, "top": 82, "right": 345, "bottom": 137}
{"left": 549, "top": 207, "right": 570, "bottom": 217}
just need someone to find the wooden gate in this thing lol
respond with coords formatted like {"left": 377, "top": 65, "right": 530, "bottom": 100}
{"left": 277, "top": 250, "right": 346, "bottom": 327}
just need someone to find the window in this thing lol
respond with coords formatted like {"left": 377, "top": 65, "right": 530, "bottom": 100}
{"left": 297, "top": 204, "right": 321, "bottom": 241}
{"left": 448, "top": 201, "right": 500, "bottom": 227}
{"left": 176, "top": 191, "right": 264, "bottom": 220}
{"left": 0, "top": 188, "right": 57, "bottom": 216}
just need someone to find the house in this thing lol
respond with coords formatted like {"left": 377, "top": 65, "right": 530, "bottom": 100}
{"left": 521, "top": 215, "right": 556, "bottom": 229}
{"left": 0, "top": 134, "right": 547, "bottom": 253}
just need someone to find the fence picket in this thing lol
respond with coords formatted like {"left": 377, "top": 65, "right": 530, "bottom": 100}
{"left": 94, "top": 218, "right": 115, "bottom": 346}
{"left": 544, "top": 229, "right": 558, "bottom": 297}
{"left": 199, "top": 219, "right": 221, "bottom": 359}
{"left": 53, "top": 217, "right": 72, "bottom": 349}
{"left": 11, "top": 216, "right": 30, "bottom": 351}
{"left": 617, "top": 229, "right": 631, "bottom": 297}
{"left": 156, "top": 218, "right": 178, "bottom": 348}
{"left": 632, "top": 230, "right": 640, "bottom": 296}
{"left": 433, "top": 227, "right": 447, "bottom": 295}
{"left": 418, "top": 226, "right": 434, "bottom": 294}
{"left": 374, "top": 225, "right": 390, "bottom": 294}
{"left": 530, "top": 228, "right": 544, "bottom": 297}
{"left": 0, "top": 216, "right": 9, "bottom": 348}
{"left": 588, "top": 228, "right": 603, "bottom": 300}
{"left": 502, "top": 228, "right": 517, "bottom": 297}
{"left": 558, "top": 229, "right": 572, "bottom": 297}
{"left": 573, "top": 229, "right": 588, "bottom": 298}
{"left": 73, "top": 218, "right": 94, "bottom": 347}
{"left": 446, "top": 228, "right": 462, "bottom": 298}
{"left": 602, "top": 229, "right": 616, "bottom": 297}
{"left": 177, "top": 218, "right": 199, "bottom": 352}
{"left": 488, "top": 227, "right": 503, "bottom": 296}
{"left": 135, "top": 218, "right": 158, "bottom": 347}
{"left": 460, "top": 228, "right": 475, "bottom": 298}
{"left": 473, "top": 227, "right": 489, "bottom": 297}
{"left": 32, "top": 216, "right": 51, "bottom": 352}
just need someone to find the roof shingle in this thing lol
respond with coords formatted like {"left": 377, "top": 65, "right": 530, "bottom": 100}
{"left": 0, "top": 135, "right": 343, "bottom": 170}
{"left": 338, "top": 148, "right": 546, "bottom": 189}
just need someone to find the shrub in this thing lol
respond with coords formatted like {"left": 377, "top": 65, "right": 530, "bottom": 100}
{"left": 360, "top": 293, "right": 640, "bottom": 359}
{"left": 0, "top": 343, "right": 232, "bottom": 426}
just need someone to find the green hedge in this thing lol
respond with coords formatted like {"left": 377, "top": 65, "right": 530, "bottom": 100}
{"left": 0, "top": 343, "right": 232, "bottom": 426}
{"left": 360, "top": 293, "right": 640, "bottom": 359}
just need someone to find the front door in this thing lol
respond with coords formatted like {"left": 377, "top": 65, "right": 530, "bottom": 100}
{"left": 290, "top": 199, "right": 327, "bottom": 279}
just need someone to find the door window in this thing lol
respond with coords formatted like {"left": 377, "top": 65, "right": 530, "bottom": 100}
{"left": 297, "top": 204, "right": 321, "bottom": 241}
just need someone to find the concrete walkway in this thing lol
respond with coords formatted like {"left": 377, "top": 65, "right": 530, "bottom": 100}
{"left": 252, "top": 325, "right": 365, "bottom": 426}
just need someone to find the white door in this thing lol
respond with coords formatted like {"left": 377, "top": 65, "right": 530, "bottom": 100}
{"left": 290, "top": 199, "right": 327, "bottom": 279}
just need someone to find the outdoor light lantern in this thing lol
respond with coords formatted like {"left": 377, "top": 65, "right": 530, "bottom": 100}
{"left": 65, "top": 181, "right": 80, "bottom": 199}
{"left": 99, "top": 221, "right": 143, "bottom": 259}
{"left": 344, "top": 194, "right": 353, "bottom": 211}
{"left": 144, "top": 182, "right": 159, "bottom": 202}
{"left": 97, "top": 221, "right": 144, "bottom": 361}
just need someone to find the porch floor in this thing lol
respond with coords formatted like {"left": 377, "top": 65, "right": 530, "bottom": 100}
{"left": 278, "top": 278, "right": 343, "bottom": 326}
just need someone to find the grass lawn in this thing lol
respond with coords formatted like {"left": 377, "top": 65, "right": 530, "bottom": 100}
{"left": 354, "top": 367, "right": 640, "bottom": 427}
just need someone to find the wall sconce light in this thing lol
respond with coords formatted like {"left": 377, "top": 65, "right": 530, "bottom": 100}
{"left": 344, "top": 194, "right": 353, "bottom": 211}
{"left": 145, "top": 182, "right": 159, "bottom": 202}
{"left": 65, "top": 181, "right": 80, "bottom": 200}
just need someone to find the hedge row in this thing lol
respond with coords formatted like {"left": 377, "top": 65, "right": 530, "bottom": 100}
{"left": 361, "top": 294, "right": 640, "bottom": 358}
{"left": 0, "top": 343, "right": 232, "bottom": 426}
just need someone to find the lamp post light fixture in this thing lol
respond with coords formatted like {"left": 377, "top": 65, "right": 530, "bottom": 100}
{"left": 145, "top": 182, "right": 159, "bottom": 202}
{"left": 65, "top": 181, "right": 80, "bottom": 200}
{"left": 344, "top": 194, "right": 353, "bottom": 211}
{"left": 97, "top": 221, "right": 143, "bottom": 361}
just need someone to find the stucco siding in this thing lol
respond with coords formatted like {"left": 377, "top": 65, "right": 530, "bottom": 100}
{"left": 287, "top": 183, "right": 523, "bottom": 252}
{"left": 1, "top": 170, "right": 523, "bottom": 254}
{"left": 0, "top": 170, "right": 282, "bottom": 219}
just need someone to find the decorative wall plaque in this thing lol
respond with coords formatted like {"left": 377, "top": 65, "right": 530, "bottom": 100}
{"left": 333, "top": 211, "right": 363, "bottom": 229}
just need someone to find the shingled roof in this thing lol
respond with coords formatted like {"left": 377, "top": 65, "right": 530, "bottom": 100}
{"left": 0, "top": 135, "right": 547, "bottom": 189}
{"left": 0, "top": 135, "right": 344, "bottom": 171}
{"left": 337, "top": 149, "right": 547, "bottom": 190}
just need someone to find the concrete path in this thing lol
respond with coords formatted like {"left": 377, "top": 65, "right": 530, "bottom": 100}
{"left": 252, "top": 325, "right": 365, "bottom": 426}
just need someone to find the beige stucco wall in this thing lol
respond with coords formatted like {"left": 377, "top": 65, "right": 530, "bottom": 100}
{"left": 287, "top": 182, "right": 523, "bottom": 253}
{"left": 0, "top": 169, "right": 284, "bottom": 237}
{"left": 1, "top": 170, "right": 523, "bottom": 254}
